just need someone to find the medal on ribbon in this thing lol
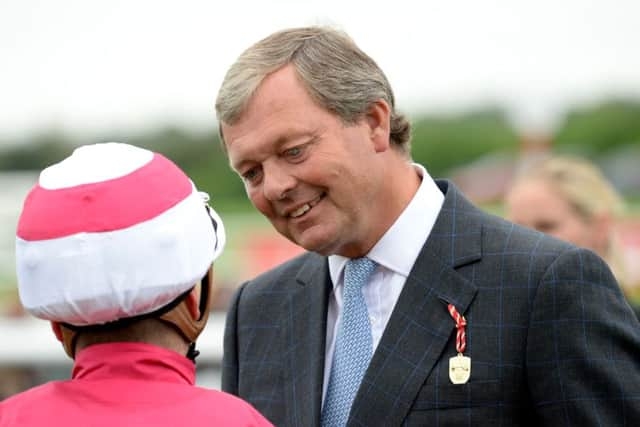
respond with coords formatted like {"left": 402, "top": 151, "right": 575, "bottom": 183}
{"left": 447, "top": 304, "right": 471, "bottom": 384}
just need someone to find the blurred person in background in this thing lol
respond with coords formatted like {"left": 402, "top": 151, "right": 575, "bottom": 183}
{"left": 0, "top": 143, "right": 272, "bottom": 426}
{"left": 505, "top": 155, "right": 640, "bottom": 318}
{"left": 215, "top": 26, "right": 640, "bottom": 426}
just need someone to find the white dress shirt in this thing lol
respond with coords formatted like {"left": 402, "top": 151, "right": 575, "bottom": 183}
{"left": 322, "top": 164, "right": 445, "bottom": 404}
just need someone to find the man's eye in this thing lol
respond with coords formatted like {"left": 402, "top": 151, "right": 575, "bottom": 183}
{"left": 284, "top": 146, "right": 303, "bottom": 158}
{"left": 242, "top": 168, "right": 260, "bottom": 182}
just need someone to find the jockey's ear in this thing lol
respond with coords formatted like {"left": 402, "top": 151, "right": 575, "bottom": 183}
{"left": 186, "top": 283, "right": 202, "bottom": 320}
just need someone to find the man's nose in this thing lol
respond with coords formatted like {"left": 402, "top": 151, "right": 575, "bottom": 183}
{"left": 262, "top": 164, "right": 296, "bottom": 201}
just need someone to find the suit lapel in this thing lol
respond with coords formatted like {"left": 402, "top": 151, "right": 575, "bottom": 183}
{"left": 283, "top": 253, "right": 331, "bottom": 427}
{"left": 349, "top": 181, "right": 482, "bottom": 426}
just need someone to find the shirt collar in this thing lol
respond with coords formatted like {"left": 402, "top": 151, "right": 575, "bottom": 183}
{"left": 328, "top": 163, "right": 444, "bottom": 285}
{"left": 72, "top": 342, "right": 196, "bottom": 385}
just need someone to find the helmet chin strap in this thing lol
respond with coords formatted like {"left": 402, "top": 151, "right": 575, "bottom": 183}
{"left": 59, "top": 268, "right": 214, "bottom": 361}
{"left": 159, "top": 270, "right": 214, "bottom": 362}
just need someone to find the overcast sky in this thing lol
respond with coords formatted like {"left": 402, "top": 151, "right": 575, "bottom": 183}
{"left": 2, "top": 0, "right": 640, "bottom": 142}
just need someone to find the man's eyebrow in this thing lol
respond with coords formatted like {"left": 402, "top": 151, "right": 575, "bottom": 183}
{"left": 280, "top": 128, "right": 322, "bottom": 147}
{"left": 230, "top": 155, "right": 253, "bottom": 173}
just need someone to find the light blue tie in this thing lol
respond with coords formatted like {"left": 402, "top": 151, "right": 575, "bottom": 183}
{"left": 322, "top": 257, "right": 377, "bottom": 427}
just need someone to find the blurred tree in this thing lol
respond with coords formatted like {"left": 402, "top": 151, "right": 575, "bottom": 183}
{"left": 410, "top": 108, "right": 519, "bottom": 177}
{"left": 0, "top": 130, "right": 71, "bottom": 170}
{"left": 554, "top": 99, "right": 640, "bottom": 155}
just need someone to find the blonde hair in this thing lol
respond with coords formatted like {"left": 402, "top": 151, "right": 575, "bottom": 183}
{"left": 514, "top": 155, "right": 628, "bottom": 286}
{"left": 515, "top": 156, "right": 624, "bottom": 218}
{"left": 215, "top": 26, "right": 411, "bottom": 156}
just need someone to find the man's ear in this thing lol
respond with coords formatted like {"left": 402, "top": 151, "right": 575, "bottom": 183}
{"left": 365, "top": 99, "right": 391, "bottom": 153}
{"left": 51, "top": 321, "right": 63, "bottom": 342}
{"left": 186, "top": 284, "right": 201, "bottom": 320}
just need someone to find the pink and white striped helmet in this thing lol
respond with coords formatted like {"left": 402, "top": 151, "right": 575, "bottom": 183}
{"left": 15, "top": 142, "right": 225, "bottom": 326}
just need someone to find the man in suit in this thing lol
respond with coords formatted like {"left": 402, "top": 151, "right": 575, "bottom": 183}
{"left": 214, "top": 26, "right": 640, "bottom": 426}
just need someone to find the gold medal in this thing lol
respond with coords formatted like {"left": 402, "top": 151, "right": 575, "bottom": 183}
{"left": 449, "top": 353, "right": 471, "bottom": 384}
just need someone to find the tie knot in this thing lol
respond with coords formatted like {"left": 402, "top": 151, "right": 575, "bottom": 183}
{"left": 344, "top": 257, "right": 377, "bottom": 292}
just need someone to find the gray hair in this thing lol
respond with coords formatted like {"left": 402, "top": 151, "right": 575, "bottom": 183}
{"left": 215, "top": 26, "right": 411, "bottom": 155}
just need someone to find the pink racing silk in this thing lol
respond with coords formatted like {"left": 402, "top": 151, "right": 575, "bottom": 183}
{"left": 17, "top": 153, "right": 192, "bottom": 240}
{"left": 0, "top": 342, "right": 272, "bottom": 427}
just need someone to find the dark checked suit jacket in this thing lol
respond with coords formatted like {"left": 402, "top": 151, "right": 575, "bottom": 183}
{"left": 222, "top": 180, "right": 640, "bottom": 426}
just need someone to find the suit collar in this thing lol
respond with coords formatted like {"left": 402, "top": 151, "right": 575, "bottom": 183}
{"left": 428, "top": 179, "right": 483, "bottom": 268}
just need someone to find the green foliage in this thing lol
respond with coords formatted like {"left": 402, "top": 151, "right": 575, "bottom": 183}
{"left": 410, "top": 109, "right": 520, "bottom": 177}
{"left": 554, "top": 99, "right": 640, "bottom": 155}
{"left": 0, "top": 130, "right": 73, "bottom": 170}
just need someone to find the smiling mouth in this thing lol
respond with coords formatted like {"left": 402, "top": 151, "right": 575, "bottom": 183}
{"left": 289, "top": 194, "right": 325, "bottom": 218}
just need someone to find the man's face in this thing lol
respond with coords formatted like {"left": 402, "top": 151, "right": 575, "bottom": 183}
{"left": 222, "top": 65, "right": 387, "bottom": 257}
